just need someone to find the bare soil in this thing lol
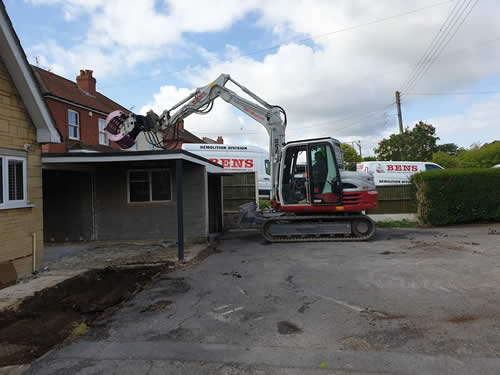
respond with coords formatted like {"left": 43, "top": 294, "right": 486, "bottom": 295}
{"left": 0, "top": 265, "right": 167, "bottom": 366}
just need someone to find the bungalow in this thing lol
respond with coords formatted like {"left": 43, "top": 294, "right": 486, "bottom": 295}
{"left": 0, "top": 2, "right": 61, "bottom": 284}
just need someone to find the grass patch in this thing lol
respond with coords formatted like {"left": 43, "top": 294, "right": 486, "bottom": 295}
{"left": 376, "top": 219, "right": 418, "bottom": 228}
{"left": 71, "top": 322, "right": 88, "bottom": 336}
{"left": 259, "top": 199, "right": 271, "bottom": 209}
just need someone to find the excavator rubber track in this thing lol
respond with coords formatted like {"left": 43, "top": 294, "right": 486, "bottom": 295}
{"left": 262, "top": 214, "right": 376, "bottom": 243}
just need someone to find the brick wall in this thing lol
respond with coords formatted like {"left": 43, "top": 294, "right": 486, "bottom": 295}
{"left": 41, "top": 99, "right": 121, "bottom": 153}
{"left": 0, "top": 57, "right": 44, "bottom": 278}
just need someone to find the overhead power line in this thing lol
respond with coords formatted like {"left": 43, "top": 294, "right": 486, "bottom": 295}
{"left": 286, "top": 104, "right": 392, "bottom": 133}
{"left": 403, "top": 0, "right": 466, "bottom": 91}
{"left": 192, "top": 103, "right": 395, "bottom": 136}
{"left": 287, "top": 103, "right": 395, "bottom": 134}
{"left": 403, "top": 90, "right": 500, "bottom": 96}
{"left": 402, "top": 0, "right": 480, "bottom": 93}
{"left": 240, "top": 0, "right": 453, "bottom": 59}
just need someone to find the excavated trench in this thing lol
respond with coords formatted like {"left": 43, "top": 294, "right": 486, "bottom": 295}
{"left": 0, "top": 265, "right": 168, "bottom": 366}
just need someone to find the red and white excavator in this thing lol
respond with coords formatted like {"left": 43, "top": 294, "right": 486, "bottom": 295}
{"left": 104, "top": 74, "right": 378, "bottom": 242}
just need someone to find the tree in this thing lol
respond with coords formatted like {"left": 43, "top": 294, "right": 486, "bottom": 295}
{"left": 435, "top": 143, "right": 458, "bottom": 155}
{"left": 362, "top": 156, "right": 377, "bottom": 161}
{"left": 432, "top": 141, "right": 500, "bottom": 168}
{"left": 432, "top": 151, "right": 459, "bottom": 168}
{"left": 341, "top": 143, "right": 361, "bottom": 170}
{"left": 375, "top": 121, "right": 439, "bottom": 161}
{"left": 457, "top": 141, "right": 500, "bottom": 168}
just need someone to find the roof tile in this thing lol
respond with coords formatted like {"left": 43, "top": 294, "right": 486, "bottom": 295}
{"left": 31, "top": 65, "right": 129, "bottom": 114}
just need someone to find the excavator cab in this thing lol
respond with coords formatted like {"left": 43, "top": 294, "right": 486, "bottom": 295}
{"left": 280, "top": 138, "right": 343, "bottom": 207}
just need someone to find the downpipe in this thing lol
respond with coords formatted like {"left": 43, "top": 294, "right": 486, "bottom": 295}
{"left": 32, "top": 232, "right": 37, "bottom": 273}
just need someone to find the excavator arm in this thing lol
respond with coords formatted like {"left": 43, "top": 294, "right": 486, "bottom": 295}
{"left": 104, "top": 74, "right": 287, "bottom": 200}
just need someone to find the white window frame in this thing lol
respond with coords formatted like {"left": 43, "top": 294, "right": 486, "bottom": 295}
{"left": 98, "top": 118, "right": 109, "bottom": 145}
{"left": 0, "top": 155, "right": 28, "bottom": 209}
{"left": 68, "top": 109, "right": 80, "bottom": 140}
{"left": 127, "top": 169, "right": 172, "bottom": 203}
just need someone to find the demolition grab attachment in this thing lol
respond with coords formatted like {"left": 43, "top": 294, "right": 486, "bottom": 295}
{"left": 103, "top": 110, "right": 170, "bottom": 149}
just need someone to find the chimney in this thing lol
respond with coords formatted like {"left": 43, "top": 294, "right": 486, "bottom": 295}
{"left": 76, "top": 69, "right": 96, "bottom": 96}
{"left": 217, "top": 136, "right": 224, "bottom": 144}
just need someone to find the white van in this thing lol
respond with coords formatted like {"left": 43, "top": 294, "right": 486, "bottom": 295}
{"left": 356, "top": 161, "right": 443, "bottom": 185}
{"left": 182, "top": 144, "right": 271, "bottom": 197}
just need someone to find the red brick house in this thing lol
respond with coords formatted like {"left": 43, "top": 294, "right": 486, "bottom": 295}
{"left": 136, "top": 120, "right": 224, "bottom": 150}
{"left": 31, "top": 66, "right": 129, "bottom": 153}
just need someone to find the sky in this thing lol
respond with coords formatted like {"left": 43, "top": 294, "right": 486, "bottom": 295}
{"left": 4, "top": 0, "right": 500, "bottom": 155}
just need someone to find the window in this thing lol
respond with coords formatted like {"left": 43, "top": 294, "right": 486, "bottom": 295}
{"left": 310, "top": 143, "right": 338, "bottom": 195}
{"left": 265, "top": 159, "right": 271, "bottom": 176}
{"left": 0, "top": 156, "right": 27, "bottom": 208}
{"left": 128, "top": 170, "right": 171, "bottom": 203}
{"left": 68, "top": 110, "right": 80, "bottom": 140}
{"left": 425, "top": 163, "right": 442, "bottom": 171}
{"left": 98, "top": 118, "right": 109, "bottom": 145}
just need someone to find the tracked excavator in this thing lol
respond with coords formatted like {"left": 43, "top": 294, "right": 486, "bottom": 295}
{"left": 104, "top": 74, "right": 378, "bottom": 242}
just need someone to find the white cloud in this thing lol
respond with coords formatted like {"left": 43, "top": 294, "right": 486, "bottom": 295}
{"left": 26, "top": 0, "right": 500, "bottom": 151}
{"left": 427, "top": 94, "right": 500, "bottom": 147}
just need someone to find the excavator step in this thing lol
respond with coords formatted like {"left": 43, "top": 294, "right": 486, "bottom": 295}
{"left": 262, "top": 215, "right": 376, "bottom": 242}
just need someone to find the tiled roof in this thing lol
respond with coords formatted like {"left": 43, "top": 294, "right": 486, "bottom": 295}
{"left": 163, "top": 128, "right": 204, "bottom": 149}
{"left": 179, "top": 128, "right": 204, "bottom": 143}
{"left": 202, "top": 136, "right": 218, "bottom": 144}
{"left": 31, "top": 65, "right": 129, "bottom": 114}
{"left": 67, "top": 140, "right": 122, "bottom": 153}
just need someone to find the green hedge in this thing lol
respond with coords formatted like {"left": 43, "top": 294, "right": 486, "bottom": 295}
{"left": 411, "top": 168, "right": 500, "bottom": 225}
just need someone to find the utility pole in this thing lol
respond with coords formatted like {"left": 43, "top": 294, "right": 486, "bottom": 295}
{"left": 356, "top": 141, "right": 362, "bottom": 159}
{"left": 351, "top": 141, "right": 362, "bottom": 159}
{"left": 395, "top": 91, "right": 403, "bottom": 134}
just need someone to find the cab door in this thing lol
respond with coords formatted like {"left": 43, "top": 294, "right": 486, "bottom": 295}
{"left": 280, "top": 144, "right": 310, "bottom": 205}
{"left": 308, "top": 142, "right": 342, "bottom": 205}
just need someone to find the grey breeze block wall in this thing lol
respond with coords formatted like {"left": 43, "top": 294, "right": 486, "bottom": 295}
{"left": 94, "top": 161, "right": 207, "bottom": 241}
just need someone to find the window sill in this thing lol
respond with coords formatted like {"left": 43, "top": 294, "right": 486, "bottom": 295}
{"left": 0, "top": 203, "right": 35, "bottom": 210}
{"left": 127, "top": 201, "right": 174, "bottom": 207}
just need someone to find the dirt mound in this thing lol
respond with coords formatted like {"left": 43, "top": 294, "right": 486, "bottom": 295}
{"left": 0, "top": 265, "right": 166, "bottom": 366}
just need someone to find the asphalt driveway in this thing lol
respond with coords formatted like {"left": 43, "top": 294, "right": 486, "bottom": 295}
{"left": 26, "top": 224, "right": 500, "bottom": 374}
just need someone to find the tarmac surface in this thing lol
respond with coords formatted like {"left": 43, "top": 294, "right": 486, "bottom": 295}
{"left": 23, "top": 224, "right": 500, "bottom": 374}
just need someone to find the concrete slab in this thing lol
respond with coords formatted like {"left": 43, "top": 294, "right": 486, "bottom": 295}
{"left": 369, "top": 213, "right": 417, "bottom": 222}
{"left": 0, "top": 364, "right": 30, "bottom": 375}
{"left": 43, "top": 241, "right": 207, "bottom": 271}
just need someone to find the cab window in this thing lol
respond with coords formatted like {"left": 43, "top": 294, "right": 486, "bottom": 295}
{"left": 265, "top": 160, "right": 271, "bottom": 175}
{"left": 310, "top": 144, "right": 338, "bottom": 195}
{"left": 425, "top": 164, "right": 442, "bottom": 171}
